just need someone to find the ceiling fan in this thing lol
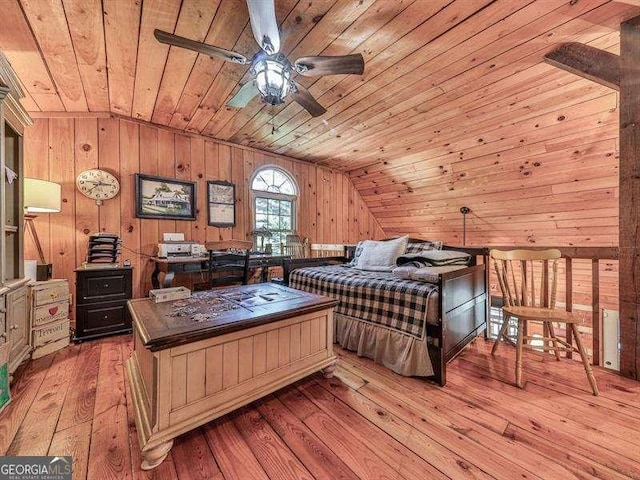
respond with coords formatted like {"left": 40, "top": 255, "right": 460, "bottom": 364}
{"left": 154, "top": 0, "right": 364, "bottom": 118}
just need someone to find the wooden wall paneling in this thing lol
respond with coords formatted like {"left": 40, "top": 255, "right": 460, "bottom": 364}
{"left": 138, "top": 125, "right": 159, "bottom": 295}
{"left": 132, "top": 0, "right": 181, "bottom": 121}
{"left": 23, "top": 119, "right": 51, "bottom": 263}
{"left": 0, "top": 0, "right": 62, "bottom": 111}
{"left": 231, "top": 147, "right": 246, "bottom": 241}
{"left": 97, "top": 118, "right": 121, "bottom": 236}
{"left": 315, "top": 168, "right": 325, "bottom": 244}
{"left": 173, "top": 133, "right": 192, "bottom": 241}
{"left": 169, "top": 0, "right": 248, "bottom": 131}
{"left": 18, "top": 0, "right": 87, "bottom": 111}
{"left": 347, "top": 180, "right": 357, "bottom": 243}
{"left": 152, "top": 0, "right": 223, "bottom": 125}
{"left": 156, "top": 128, "right": 177, "bottom": 240}
{"left": 190, "top": 136, "right": 206, "bottom": 244}
{"left": 218, "top": 144, "right": 232, "bottom": 241}
{"left": 204, "top": 141, "right": 221, "bottom": 242}
{"left": 73, "top": 118, "right": 99, "bottom": 269}
{"left": 119, "top": 120, "right": 141, "bottom": 299}
{"left": 48, "top": 118, "right": 76, "bottom": 290}
{"left": 62, "top": 0, "right": 109, "bottom": 111}
{"left": 102, "top": 0, "right": 141, "bottom": 116}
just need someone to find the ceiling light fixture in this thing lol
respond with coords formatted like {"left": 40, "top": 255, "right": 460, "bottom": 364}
{"left": 251, "top": 52, "right": 293, "bottom": 106}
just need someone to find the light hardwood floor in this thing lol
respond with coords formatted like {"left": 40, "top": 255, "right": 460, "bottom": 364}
{"left": 1, "top": 335, "right": 639, "bottom": 480}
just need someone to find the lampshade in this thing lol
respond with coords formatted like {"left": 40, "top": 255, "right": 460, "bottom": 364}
{"left": 252, "top": 52, "right": 292, "bottom": 106}
{"left": 24, "top": 178, "right": 62, "bottom": 213}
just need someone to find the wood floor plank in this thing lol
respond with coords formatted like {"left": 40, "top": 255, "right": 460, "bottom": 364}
{"left": 4, "top": 337, "right": 639, "bottom": 480}
{"left": 204, "top": 416, "right": 270, "bottom": 480}
{"left": 453, "top": 354, "right": 640, "bottom": 446}
{"left": 171, "top": 429, "right": 224, "bottom": 480}
{"left": 257, "top": 395, "right": 360, "bottom": 480}
{"left": 7, "top": 344, "right": 81, "bottom": 455}
{"left": 87, "top": 337, "right": 132, "bottom": 480}
{"left": 0, "top": 354, "right": 55, "bottom": 454}
{"left": 56, "top": 340, "right": 101, "bottom": 431}
{"left": 335, "top": 347, "right": 636, "bottom": 480}
{"left": 459, "top": 345, "right": 640, "bottom": 421}
{"left": 296, "top": 379, "right": 449, "bottom": 480}
{"left": 233, "top": 406, "right": 315, "bottom": 480}
{"left": 48, "top": 421, "right": 92, "bottom": 480}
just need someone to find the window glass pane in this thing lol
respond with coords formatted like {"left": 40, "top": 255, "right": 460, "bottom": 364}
{"left": 268, "top": 198, "right": 279, "bottom": 214}
{"left": 280, "top": 201, "right": 291, "bottom": 216}
{"left": 255, "top": 197, "right": 268, "bottom": 214}
{"left": 255, "top": 213, "right": 267, "bottom": 228}
{"left": 281, "top": 216, "right": 292, "bottom": 230}
{"left": 251, "top": 167, "right": 296, "bottom": 195}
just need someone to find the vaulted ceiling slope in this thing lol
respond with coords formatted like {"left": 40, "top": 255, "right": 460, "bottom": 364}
{"left": 0, "top": 0, "right": 638, "bottom": 247}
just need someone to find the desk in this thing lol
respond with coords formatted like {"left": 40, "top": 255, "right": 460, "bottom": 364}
{"left": 126, "top": 283, "right": 337, "bottom": 470}
{"left": 151, "top": 254, "right": 290, "bottom": 289}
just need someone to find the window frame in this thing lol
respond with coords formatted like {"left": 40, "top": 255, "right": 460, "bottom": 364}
{"left": 250, "top": 166, "right": 298, "bottom": 254}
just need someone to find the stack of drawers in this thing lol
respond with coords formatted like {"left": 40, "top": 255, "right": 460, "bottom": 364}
{"left": 29, "top": 279, "right": 70, "bottom": 359}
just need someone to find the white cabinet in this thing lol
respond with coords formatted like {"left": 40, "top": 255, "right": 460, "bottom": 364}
{"left": 0, "top": 52, "right": 33, "bottom": 376}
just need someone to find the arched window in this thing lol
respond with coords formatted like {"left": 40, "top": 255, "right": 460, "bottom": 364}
{"left": 251, "top": 166, "right": 297, "bottom": 254}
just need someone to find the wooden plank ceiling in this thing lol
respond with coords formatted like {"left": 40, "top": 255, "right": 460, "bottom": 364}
{"left": 1, "top": 0, "right": 639, "bottom": 246}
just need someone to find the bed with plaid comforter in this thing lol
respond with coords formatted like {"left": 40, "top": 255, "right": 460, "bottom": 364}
{"left": 289, "top": 264, "right": 438, "bottom": 339}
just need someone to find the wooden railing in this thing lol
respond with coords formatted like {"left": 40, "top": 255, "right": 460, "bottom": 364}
{"left": 488, "top": 246, "right": 619, "bottom": 366}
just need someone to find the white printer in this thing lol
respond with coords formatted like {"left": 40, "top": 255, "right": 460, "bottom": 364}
{"left": 157, "top": 233, "right": 206, "bottom": 258}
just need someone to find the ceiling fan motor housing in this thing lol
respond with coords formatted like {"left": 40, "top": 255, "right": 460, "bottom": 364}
{"left": 251, "top": 51, "right": 294, "bottom": 105}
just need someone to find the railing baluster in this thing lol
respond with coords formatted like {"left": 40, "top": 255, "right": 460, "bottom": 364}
{"left": 592, "top": 258, "right": 601, "bottom": 366}
{"left": 565, "top": 257, "right": 573, "bottom": 359}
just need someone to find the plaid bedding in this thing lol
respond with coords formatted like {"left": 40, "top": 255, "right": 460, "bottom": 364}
{"left": 289, "top": 264, "right": 438, "bottom": 339}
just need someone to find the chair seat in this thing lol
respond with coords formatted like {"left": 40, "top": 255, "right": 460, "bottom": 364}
{"left": 503, "top": 306, "right": 579, "bottom": 324}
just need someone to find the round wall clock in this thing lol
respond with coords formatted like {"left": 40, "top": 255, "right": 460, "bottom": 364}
{"left": 75, "top": 169, "right": 120, "bottom": 205}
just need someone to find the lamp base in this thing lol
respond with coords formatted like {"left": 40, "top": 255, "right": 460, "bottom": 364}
{"left": 36, "top": 263, "right": 52, "bottom": 281}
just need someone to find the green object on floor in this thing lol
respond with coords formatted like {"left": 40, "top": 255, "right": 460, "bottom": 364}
{"left": 0, "top": 363, "right": 10, "bottom": 412}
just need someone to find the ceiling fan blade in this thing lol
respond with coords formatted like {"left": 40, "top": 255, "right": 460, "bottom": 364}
{"left": 227, "top": 82, "right": 261, "bottom": 108}
{"left": 246, "top": 0, "right": 281, "bottom": 54}
{"left": 291, "top": 82, "right": 326, "bottom": 118}
{"left": 154, "top": 29, "right": 247, "bottom": 64}
{"left": 294, "top": 54, "right": 365, "bottom": 77}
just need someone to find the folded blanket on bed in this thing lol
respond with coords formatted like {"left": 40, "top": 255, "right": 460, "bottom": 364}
{"left": 393, "top": 264, "right": 467, "bottom": 283}
{"left": 396, "top": 249, "right": 471, "bottom": 267}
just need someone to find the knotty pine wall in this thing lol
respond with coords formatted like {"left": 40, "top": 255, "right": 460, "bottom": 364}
{"left": 23, "top": 116, "right": 384, "bottom": 300}
{"left": 349, "top": 61, "right": 620, "bottom": 356}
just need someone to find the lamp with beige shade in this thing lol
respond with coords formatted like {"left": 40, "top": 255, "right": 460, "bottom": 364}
{"left": 23, "top": 178, "right": 61, "bottom": 280}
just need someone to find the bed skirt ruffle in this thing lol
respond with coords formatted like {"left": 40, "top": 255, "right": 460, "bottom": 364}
{"left": 334, "top": 313, "right": 434, "bottom": 377}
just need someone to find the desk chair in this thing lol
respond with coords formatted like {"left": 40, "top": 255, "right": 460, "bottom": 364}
{"left": 207, "top": 249, "right": 250, "bottom": 288}
{"left": 490, "top": 248, "right": 598, "bottom": 396}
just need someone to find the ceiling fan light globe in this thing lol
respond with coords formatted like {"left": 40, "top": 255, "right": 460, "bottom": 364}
{"left": 252, "top": 53, "right": 293, "bottom": 105}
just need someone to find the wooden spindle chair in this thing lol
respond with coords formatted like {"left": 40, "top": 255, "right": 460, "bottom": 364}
{"left": 490, "top": 249, "right": 598, "bottom": 395}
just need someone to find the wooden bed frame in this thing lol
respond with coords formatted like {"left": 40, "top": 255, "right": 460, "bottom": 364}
{"left": 281, "top": 243, "right": 488, "bottom": 386}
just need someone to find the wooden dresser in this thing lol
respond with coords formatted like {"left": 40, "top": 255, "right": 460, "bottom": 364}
{"left": 29, "top": 279, "right": 70, "bottom": 359}
{"left": 74, "top": 267, "right": 132, "bottom": 342}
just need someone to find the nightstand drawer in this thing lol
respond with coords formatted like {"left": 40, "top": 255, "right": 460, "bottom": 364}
{"left": 75, "top": 301, "right": 131, "bottom": 339}
{"left": 78, "top": 271, "right": 132, "bottom": 303}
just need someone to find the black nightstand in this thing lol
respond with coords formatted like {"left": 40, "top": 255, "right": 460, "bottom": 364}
{"left": 74, "top": 267, "right": 133, "bottom": 342}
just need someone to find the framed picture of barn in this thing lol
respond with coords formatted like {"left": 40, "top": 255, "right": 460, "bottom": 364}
{"left": 135, "top": 173, "right": 197, "bottom": 220}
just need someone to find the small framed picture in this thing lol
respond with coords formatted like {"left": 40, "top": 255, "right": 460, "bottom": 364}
{"left": 135, "top": 174, "right": 197, "bottom": 220}
{"left": 208, "top": 181, "right": 236, "bottom": 227}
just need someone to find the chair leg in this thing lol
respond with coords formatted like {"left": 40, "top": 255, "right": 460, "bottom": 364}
{"left": 571, "top": 324, "right": 599, "bottom": 396}
{"left": 546, "top": 321, "right": 562, "bottom": 361}
{"left": 515, "top": 318, "right": 524, "bottom": 388}
{"left": 492, "top": 313, "right": 511, "bottom": 355}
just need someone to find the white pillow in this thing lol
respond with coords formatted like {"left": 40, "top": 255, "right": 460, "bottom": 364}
{"left": 354, "top": 236, "right": 409, "bottom": 271}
